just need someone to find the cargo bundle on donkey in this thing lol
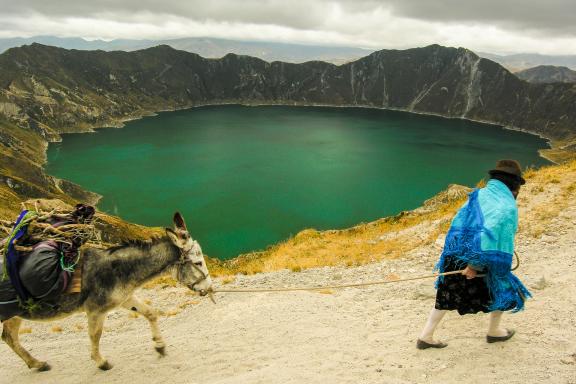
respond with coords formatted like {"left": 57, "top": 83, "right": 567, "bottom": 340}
{"left": 0, "top": 206, "right": 213, "bottom": 371}
{"left": 0, "top": 203, "right": 98, "bottom": 319}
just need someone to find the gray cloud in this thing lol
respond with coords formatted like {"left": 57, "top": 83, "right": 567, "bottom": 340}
{"left": 1, "top": 1, "right": 575, "bottom": 54}
{"left": 4, "top": 0, "right": 576, "bottom": 34}
{"left": 383, "top": 0, "right": 576, "bottom": 35}
{"left": 1, "top": 1, "right": 328, "bottom": 30}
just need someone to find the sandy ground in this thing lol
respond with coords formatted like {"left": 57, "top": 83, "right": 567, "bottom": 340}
{"left": 1, "top": 209, "right": 575, "bottom": 384}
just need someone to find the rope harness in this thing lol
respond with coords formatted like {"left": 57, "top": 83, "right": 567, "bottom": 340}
{"left": 176, "top": 246, "right": 209, "bottom": 290}
{"left": 211, "top": 252, "right": 520, "bottom": 294}
{"left": 175, "top": 242, "right": 216, "bottom": 302}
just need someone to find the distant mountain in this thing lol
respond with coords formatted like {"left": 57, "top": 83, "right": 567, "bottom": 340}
{"left": 0, "top": 36, "right": 153, "bottom": 53}
{"left": 1, "top": 43, "right": 575, "bottom": 206}
{"left": 515, "top": 65, "right": 576, "bottom": 83}
{"left": 159, "top": 37, "right": 373, "bottom": 65}
{"left": 478, "top": 52, "right": 576, "bottom": 71}
{"left": 0, "top": 36, "right": 373, "bottom": 64}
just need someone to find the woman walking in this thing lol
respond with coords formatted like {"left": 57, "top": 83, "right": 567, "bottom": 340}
{"left": 417, "top": 159, "right": 532, "bottom": 349}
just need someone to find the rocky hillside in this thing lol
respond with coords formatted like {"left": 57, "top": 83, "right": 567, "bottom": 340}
{"left": 1, "top": 43, "right": 575, "bottom": 143}
{"left": 1, "top": 43, "right": 575, "bottom": 220}
{"left": 516, "top": 65, "right": 576, "bottom": 84}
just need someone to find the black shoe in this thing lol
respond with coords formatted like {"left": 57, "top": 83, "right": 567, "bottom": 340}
{"left": 486, "top": 329, "right": 516, "bottom": 343}
{"left": 416, "top": 339, "right": 448, "bottom": 350}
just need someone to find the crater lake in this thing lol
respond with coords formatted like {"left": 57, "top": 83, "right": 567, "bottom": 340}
{"left": 46, "top": 105, "right": 550, "bottom": 259}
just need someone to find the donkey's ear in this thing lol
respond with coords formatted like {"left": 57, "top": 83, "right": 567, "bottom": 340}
{"left": 165, "top": 228, "right": 180, "bottom": 244}
{"left": 173, "top": 212, "right": 187, "bottom": 230}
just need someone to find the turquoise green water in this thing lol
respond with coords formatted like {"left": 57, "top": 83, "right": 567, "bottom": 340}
{"left": 46, "top": 105, "right": 549, "bottom": 259}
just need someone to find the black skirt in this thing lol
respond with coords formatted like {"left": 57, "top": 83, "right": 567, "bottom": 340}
{"left": 434, "top": 256, "right": 491, "bottom": 315}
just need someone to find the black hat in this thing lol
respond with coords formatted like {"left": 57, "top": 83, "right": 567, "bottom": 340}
{"left": 489, "top": 159, "right": 526, "bottom": 185}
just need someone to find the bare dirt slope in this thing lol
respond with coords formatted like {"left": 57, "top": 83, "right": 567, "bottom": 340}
{"left": 1, "top": 213, "right": 575, "bottom": 383}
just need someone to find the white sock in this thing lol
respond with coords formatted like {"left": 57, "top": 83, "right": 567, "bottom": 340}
{"left": 487, "top": 311, "right": 508, "bottom": 337}
{"left": 419, "top": 308, "right": 447, "bottom": 343}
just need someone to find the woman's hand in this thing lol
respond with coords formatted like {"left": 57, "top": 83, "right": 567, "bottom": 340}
{"left": 462, "top": 265, "right": 478, "bottom": 279}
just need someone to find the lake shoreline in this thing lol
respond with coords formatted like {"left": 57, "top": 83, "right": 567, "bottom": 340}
{"left": 56, "top": 100, "right": 557, "bottom": 161}
{"left": 46, "top": 104, "right": 551, "bottom": 260}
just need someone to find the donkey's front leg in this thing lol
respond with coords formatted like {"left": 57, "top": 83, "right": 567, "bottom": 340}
{"left": 2, "top": 317, "right": 51, "bottom": 371}
{"left": 122, "top": 296, "right": 166, "bottom": 356}
{"left": 86, "top": 310, "right": 112, "bottom": 370}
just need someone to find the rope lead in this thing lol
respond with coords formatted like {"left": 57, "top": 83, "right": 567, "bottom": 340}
{"left": 212, "top": 252, "right": 521, "bottom": 294}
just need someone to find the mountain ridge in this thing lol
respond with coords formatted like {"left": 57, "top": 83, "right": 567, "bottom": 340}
{"left": 0, "top": 43, "right": 575, "bottom": 219}
{"left": 0, "top": 36, "right": 373, "bottom": 64}
{"left": 478, "top": 52, "right": 576, "bottom": 71}
{"left": 2, "top": 43, "right": 575, "bottom": 142}
{"left": 516, "top": 65, "right": 576, "bottom": 84}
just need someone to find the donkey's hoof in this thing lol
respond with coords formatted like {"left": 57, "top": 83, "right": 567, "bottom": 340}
{"left": 36, "top": 362, "right": 51, "bottom": 372}
{"left": 98, "top": 361, "right": 113, "bottom": 371}
{"left": 155, "top": 346, "right": 167, "bottom": 357}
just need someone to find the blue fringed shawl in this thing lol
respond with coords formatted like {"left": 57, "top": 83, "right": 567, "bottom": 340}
{"left": 436, "top": 180, "right": 532, "bottom": 312}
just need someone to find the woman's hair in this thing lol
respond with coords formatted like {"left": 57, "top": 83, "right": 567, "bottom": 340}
{"left": 489, "top": 171, "right": 522, "bottom": 192}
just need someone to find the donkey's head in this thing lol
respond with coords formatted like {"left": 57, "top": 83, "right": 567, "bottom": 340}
{"left": 166, "top": 212, "right": 213, "bottom": 298}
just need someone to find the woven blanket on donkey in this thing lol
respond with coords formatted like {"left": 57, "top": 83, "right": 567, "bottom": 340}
{"left": 436, "top": 179, "right": 532, "bottom": 312}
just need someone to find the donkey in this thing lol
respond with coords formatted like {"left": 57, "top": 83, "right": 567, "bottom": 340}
{"left": 1, "top": 212, "right": 213, "bottom": 371}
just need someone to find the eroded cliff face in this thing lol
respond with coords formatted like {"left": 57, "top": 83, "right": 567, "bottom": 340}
{"left": 0, "top": 43, "right": 575, "bottom": 218}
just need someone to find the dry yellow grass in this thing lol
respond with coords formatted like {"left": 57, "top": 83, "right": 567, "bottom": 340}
{"left": 51, "top": 325, "right": 63, "bottom": 333}
{"left": 518, "top": 159, "right": 576, "bottom": 238}
{"left": 95, "top": 212, "right": 163, "bottom": 242}
{"left": 143, "top": 274, "right": 178, "bottom": 289}
{"left": 205, "top": 159, "right": 576, "bottom": 277}
{"left": 540, "top": 139, "right": 576, "bottom": 163}
{"left": 208, "top": 191, "right": 468, "bottom": 276}
{"left": 0, "top": 185, "right": 23, "bottom": 222}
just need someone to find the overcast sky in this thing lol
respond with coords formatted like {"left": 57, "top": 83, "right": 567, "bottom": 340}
{"left": 1, "top": 0, "right": 575, "bottom": 55}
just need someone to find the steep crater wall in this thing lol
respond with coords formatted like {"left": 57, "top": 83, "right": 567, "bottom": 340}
{"left": 0, "top": 43, "right": 574, "bottom": 217}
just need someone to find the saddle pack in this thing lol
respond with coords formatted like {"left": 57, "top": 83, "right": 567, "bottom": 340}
{"left": 0, "top": 204, "right": 95, "bottom": 320}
